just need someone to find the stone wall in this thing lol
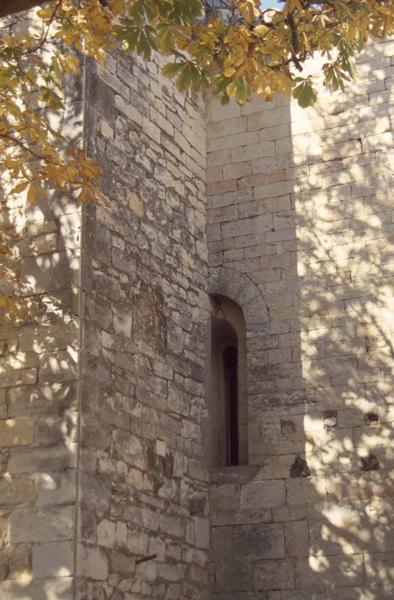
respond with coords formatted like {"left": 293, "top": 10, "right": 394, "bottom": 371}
{"left": 1, "top": 49, "right": 209, "bottom": 599}
{"left": 207, "top": 39, "right": 394, "bottom": 599}
{"left": 76, "top": 51, "right": 209, "bottom": 599}
{"left": 0, "top": 82, "right": 83, "bottom": 598}
{"left": 2, "top": 28, "right": 394, "bottom": 600}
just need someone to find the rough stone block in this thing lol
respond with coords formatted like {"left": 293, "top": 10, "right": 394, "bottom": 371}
{"left": 0, "top": 369, "right": 37, "bottom": 389}
{"left": 285, "top": 520, "right": 309, "bottom": 558}
{"left": 212, "top": 524, "right": 284, "bottom": 562}
{"left": 0, "top": 577, "right": 73, "bottom": 600}
{"left": 7, "top": 383, "right": 77, "bottom": 417}
{"left": 214, "top": 561, "right": 251, "bottom": 592}
{"left": 32, "top": 541, "right": 74, "bottom": 578}
{"left": 9, "top": 445, "right": 77, "bottom": 474}
{"left": 21, "top": 251, "right": 79, "bottom": 294}
{"left": 114, "top": 94, "right": 143, "bottom": 126}
{"left": 0, "top": 419, "right": 35, "bottom": 447}
{"left": 76, "top": 544, "right": 108, "bottom": 580}
{"left": 35, "top": 414, "right": 77, "bottom": 447}
{"left": 34, "top": 471, "right": 76, "bottom": 506}
{"left": 297, "top": 553, "right": 364, "bottom": 589}
{"left": 286, "top": 477, "right": 326, "bottom": 506}
{"left": 110, "top": 549, "right": 136, "bottom": 575}
{"left": 39, "top": 350, "right": 78, "bottom": 383}
{"left": 253, "top": 559, "right": 295, "bottom": 590}
{"left": 240, "top": 480, "right": 286, "bottom": 510}
{"left": 194, "top": 516, "right": 209, "bottom": 549}
{"left": 0, "top": 479, "right": 36, "bottom": 506}
{"left": 210, "top": 484, "right": 240, "bottom": 512}
{"left": 97, "top": 519, "right": 115, "bottom": 548}
{"left": 9, "top": 506, "right": 74, "bottom": 543}
{"left": 364, "top": 551, "right": 394, "bottom": 588}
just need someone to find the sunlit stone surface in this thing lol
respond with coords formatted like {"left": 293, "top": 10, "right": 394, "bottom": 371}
{"left": 1, "top": 33, "right": 394, "bottom": 600}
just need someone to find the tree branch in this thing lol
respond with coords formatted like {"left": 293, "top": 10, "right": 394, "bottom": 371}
{"left": 0, "top": 131, "right": 46, "bottom": 161}
{"left": 0, "top": 0, "right": 53, "bottom": 18}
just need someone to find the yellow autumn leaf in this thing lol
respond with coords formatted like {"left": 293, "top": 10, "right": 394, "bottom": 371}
{"left": 27, "top": 183, "right": 37, "bottom": 204}
{"left": 11, "top": 181, "right": 29, "bottom": 194}
{"left": 284, "top": 0, "right": 304, "bottom": 15}
{"left": 224, "top": 66, "right": 237, "bottom": 77}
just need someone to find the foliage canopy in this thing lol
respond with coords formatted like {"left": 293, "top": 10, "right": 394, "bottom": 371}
{"left": 0, "top": 0, "right": 394, "bottom": 312}
{"left": 1, "top": 0, "right": 394, "bottom": 201}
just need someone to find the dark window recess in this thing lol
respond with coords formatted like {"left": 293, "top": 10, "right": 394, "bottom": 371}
{"left": 209, "top": 294, "right": 247, "bottom": 467}
{"left": 223, "top": 345, "right": 239, "bottom": 466}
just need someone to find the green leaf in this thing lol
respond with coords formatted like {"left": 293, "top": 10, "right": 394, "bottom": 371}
{"left": 162, "top": 62, "right": 184, "bottom": 78}
{"left": 292, "top": 79, "right": 317, "bottom": 108}
{"left": 156, "top": 24, "right": 175, "bottom": 54}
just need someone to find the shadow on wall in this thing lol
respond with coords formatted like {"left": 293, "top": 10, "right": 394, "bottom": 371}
{"left": 208, "top": 91, "right": 307, "bottom": 597}
{"left": 0, "top": 68, "right": 83, "bottom": 599}
{"left": 208, "top": 38, "right": 394, "bottom": 600}
{"left": 292, "top": 40, "right": 394, "bottom": 597}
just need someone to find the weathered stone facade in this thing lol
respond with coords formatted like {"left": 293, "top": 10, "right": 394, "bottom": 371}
{"left": 77, "top": 51, "right": 209, "bottom": 600}
{"left": 1, "top": 50, "right": 209, "bottom": 599}
{"left": 1, "top": 27, "right": 394, "bottom": 600}
{"left": 207, "top": 39, "right": 394, "bottom": 599}
{"left": 0, "top": 70, "right": 83, "bottom": 598}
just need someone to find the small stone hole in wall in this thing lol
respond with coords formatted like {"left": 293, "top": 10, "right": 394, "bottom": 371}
{"left": 162, "top": 453, "right": 174, "bottom": 478}
{"left": 290, "top": 455, "right": 310, "bottom": 478}
{"left": 189, "top": 496, "right": 206, "bottom": 516}
{"left": 360, "top": 453, "right": 379, "bottom": 472}
{"left": 147, "top": 444, "right": 174, "bottom": 492}
{"left": 323, "top": 410, "right": 337, "bottom": 430}
{"left": 280, "top": 419, "right": 296, "bottom": 434}
{"left": 364, "top": 412, "right": 380, "bottom": 427}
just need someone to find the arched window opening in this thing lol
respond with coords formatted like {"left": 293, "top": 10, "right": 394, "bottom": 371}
{"left": 208, "top": 295, "right": 248, "bottom": 467}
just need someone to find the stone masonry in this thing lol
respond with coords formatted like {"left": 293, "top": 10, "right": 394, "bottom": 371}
{"left": 1, "top": 49, "right": 209, "bottom": 599}
{"left": 77, "top": 51, "right": 209, "bottom": 600}
{"left": 0, "top": 68, "right": 83, "bottom": 599}
{"left": 0, "top": 24, "right": 394, "bottom": 600}
{"left": 207, "top": 39, "right": 394, "bottom": 599}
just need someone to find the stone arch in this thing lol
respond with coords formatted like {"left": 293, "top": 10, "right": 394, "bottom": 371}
{"left": 206, "top": 267, "right": 269, "bottom": 468}
{"left": 208, "top": 266, "right": 269, "bottom": 333}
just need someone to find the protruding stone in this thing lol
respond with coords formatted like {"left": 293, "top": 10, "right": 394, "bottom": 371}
{"left": 290, "top": 456, "right": 310, "bottom": 479}
{"left": 360, "top": 453, "right": 380, "bottom": 472}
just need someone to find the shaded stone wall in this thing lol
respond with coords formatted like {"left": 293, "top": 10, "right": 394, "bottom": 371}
{"left": 207, "top": 39, "right": 394, "bottom": 599}
{"left": 0, "top": 90, "right": 83, "bottom": 597}
{"left": 1, "top": 49, "right": 209, "bottom": 599}
{"left": 75, "top": 51, "right": 209, "bottom": 599}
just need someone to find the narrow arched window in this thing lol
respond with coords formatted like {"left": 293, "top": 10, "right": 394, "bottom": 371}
{"left": 223, "top": 345, "right": 238, "bottom": 466}
{"left": 208, "top": 295, "right": 247, "bottom": 467}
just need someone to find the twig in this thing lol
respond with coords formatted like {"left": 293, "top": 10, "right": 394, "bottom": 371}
{"left": 23, "top": 0, "right": 63, "bottom": 55}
